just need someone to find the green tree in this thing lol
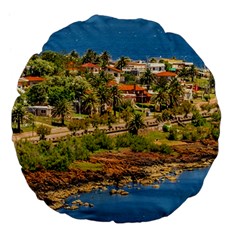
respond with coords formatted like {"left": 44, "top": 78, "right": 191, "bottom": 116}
{"left": 82, "top": 49, "right": 98, "bottom": 64}
{"left": 81, "top": 91, "right": 99, "bottom": 115}
{"left": 99, "top": 51, "right": 111, "bottom": 67}
{"left": 25, "top": 112, "right": 36, "bottom": 136}
{"left": 140, "top": 68, "right": 156, "bottom": 89}
{"left": 123, "top": 73, "right": 137, "bottom": 84}
{"left": 26, "top": 84, "right": 48, "bottom": 105}
{"left": 26, "top": 58, "right": 56, "bottom": 76}
{"left": 70, "top": 77, "right": 92, "bottom": 114}
{"left": 188, "top": 65, "right": 196, "bottom": 82}
{"left": 181, "top": 100, "right": 193, "bottom": 117}
{"left": 52, "top": 99, "right": 73, "bottom": 126}
{"left": 47, "top": 85, "right": 74, "bottom": 106}
{"left": 41, "top": 50, "right": 67, "bottom": 75}
{"left": 120, "top": 106, "right": 134, "bottom": 123}
{"left": 126, "top": 112, "right": 146, "bottom": 135}
{"left": 151, "top": 78, "right": 170, "bottom": 110}
{"left": 12, "top": 102, "right": 26, "bottom": 133}
{"left": 149, "top": 58, "right": 157, "bottom": 63}
{"left": 115, "top": 56, "right": 130, "bottom": 70}
{"left": 168, "top": 78, "right": 184, "bottom": 108}
{"left": 110, "top": 85, "right": 122, "bottom": 116}
{"left": 97, "top": 84, "right": 111, "bottom": 115}
{"left": 192, "top": 111, "right": 206, "bottom": 127}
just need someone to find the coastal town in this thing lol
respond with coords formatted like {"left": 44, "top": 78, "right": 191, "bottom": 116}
{"left": 12, "top": 49, "right": 220, "bottom": 218}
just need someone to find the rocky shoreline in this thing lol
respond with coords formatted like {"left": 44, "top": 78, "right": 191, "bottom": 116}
{"left": 22, "top": 139, "right": 218, "bottom": 210}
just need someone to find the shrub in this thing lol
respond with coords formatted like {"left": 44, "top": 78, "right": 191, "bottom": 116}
{"left": 168, "top": 126, "right": 183, "bottom": 141}
{"left": 162, "top": 123, "right": 171, "bottom": 132}
{"left": 68, "top": 119, "right": 88, "bottom": 135}
{"left": 192, "top": 111, "right": 206, "bottom": 127}
{"left": 197, "top": 126, "right": 211, "bottom": 139}
{"left": 182, "top": 126, "right": 199, "bottom": 141}
{"left": 43, "top": 148, "right": 70, "bottom": 171}
{"left": 211, "top": 127, "right": 220, "bottom": 141}
{"left": 161, "top": 109, "right": 172, "bottom": 121}
{"left": 115, "top": 133, "right": 134, "bottom": 148}
{"left": 66, "top": 137, "right": 90, "bottom": 161}
{"left": 200, "top": 103, "right": 212, "bottom": 112}
{"left": 149, "top": 143, "right": 160, "bottom": 152}
{"left": 159, "top": 144, "right": 172, "bottom": 154}
{"left": 82, "top": 134, "right": 100, "bottom": 152}
{"left": 211, "top": 111, "right": 221, "bottom": 122}
{"left": 36, "top": 124, "right": 51, "bottom": 140}
{"left": 93, "top": 130, "right": 115, "bottom": 150}
{"left": 82, "top": 130, "right": 114, "bottom": 152}
{"left": 37, "top": 140, "right": 53, "bottom": 155}
{"left": 130, "top": 135, "right": 151, "bottom": 152}
{"left": 15, "top": 141, "right": 42, "bottom": 171}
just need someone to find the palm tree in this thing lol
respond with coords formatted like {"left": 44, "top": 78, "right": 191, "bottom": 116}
{"left": 100, "top": 51, "right": 111, "bottom": 67}
{"left": 188, "top": 65, "right": 196, "bottom": 82}
{"left": 151, "top": 90, "right": 170, "bottom": 110}
{"left": 126, "top": 112, "right": 146, "bottom": 135}
{"left": 51, "top": 99, "right": 73, "bottom": 126}
{"left": 110, "top": 85, "right": 122, "bottom": 116}
{"left": 97, "top": 84, "right": 111, "bottom": 115}
{"left": 168, "top": 78, "right": 184, "bottom": 108}
{"left": 140, "top": 68, "right": 156, "bottom": 89}
{"left": 115, "top": 56, "right": 130, "bottom": 70}
{"left": 12, "top": 102, "right": 26, "bottom": 133}
{"left": 71, "top": 77, "right": 91, "bottom": 114}
{"left": 81, "top": 91, "right": 99, "bottom": 115}
{"left": 81, "top": 49, "right": 97, "bottom": 64}
{"left": 151, "top": 78, "right": 170, "bottom": 110}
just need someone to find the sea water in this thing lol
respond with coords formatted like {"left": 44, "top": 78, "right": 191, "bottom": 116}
{"left": 57, "top": 167, "right": 210, "bottom": 223}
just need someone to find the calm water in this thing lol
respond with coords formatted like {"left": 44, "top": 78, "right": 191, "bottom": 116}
{"left": 57, "top": 167, "right": 210, "bottom": 223}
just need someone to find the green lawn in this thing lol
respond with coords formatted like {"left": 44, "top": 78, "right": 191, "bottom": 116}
{"left": 69, "top": 161, "right": 103, "bottom": 171}
{"left": 141, "top": 130, "right": 186, "bottom": 146}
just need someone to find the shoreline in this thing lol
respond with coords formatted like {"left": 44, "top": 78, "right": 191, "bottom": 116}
{"left": 23, "top": 139, "right": 218, "bottom": 210}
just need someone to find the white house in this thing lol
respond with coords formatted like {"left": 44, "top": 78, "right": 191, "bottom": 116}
{"left": 147, "top": 62, "right": 165, "bottom": 73}
{"left": 104, "top": 65, "right": 123, "bottom": 83}
{"left": 122, "top": 62, "right": 147, "bottom": 76}
{"left": 28, "top": 106, "right": 53, "bottom": 117}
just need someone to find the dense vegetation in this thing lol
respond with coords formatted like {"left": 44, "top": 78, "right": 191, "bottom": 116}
{"left": 16, "top": 107, "right": 220, "bottom": 172}
{"left": 13, "top": 49, "right": 220, "bottom": 172}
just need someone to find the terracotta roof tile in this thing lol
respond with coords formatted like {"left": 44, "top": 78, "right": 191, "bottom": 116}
{"left": 118, "top": 84, "right": 145, "bottom": 91}
{"left": 106, "top": 66, "right": 122, "bottom": 73}
{"left": 24, "top": 76, "right": 45, "bottom": 81}
{"left": 155, "top": 71, "right": 177, "bottom": 77}
{"left": 81, "top": 63, "right": 100, "bottom": 68}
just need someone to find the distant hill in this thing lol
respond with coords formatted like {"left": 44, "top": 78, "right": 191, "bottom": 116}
{"left": 42, "top": 15, "right": 205, "bottom": 67}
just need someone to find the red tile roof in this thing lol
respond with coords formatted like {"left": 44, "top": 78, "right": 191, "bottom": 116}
{"left": 143, "top": 90, "right": 152, "bottom": 97}
{"left": 106, "top": 66, "right": 122, "bottom": 73}
{"left": 81, "top": 63, "right": 100, "bottom": 68}
{"left": 118, "top": 84, "right": 145, "bottom": 91}
{"left": 155, "top": 71, "right": 177, "bottom": 77}
{"left": 126, "top": 62, "right": 146, "bottom": 67}
{"left": 107, "top": 80, "right": 118, "bottom": 86}
{"left": 24, "top": 76, "right": 45, "bottom": 81}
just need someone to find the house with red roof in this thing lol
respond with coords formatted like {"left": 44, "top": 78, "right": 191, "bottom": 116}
{"left": 155, "top": 71, "right": 177, "bottom": 78}
{"left": 104, "top": 65, "right": 123, "bottom": 83}
{"left": 118, "top": 84, "right": 152, "bottom": 103}
{"left": 80, "top": 63, "right": 101, "bottom": 74}
{"left": 18, "top": 76, "right": 46, "bottom": 87}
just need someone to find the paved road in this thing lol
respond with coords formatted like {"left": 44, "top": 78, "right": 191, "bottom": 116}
{"left": 12, "top": 116, "right": 157, "bottom": 142}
